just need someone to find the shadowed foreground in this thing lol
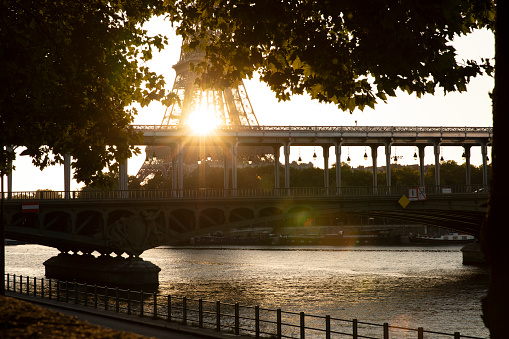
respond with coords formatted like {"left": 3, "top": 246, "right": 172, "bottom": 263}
{"left": 0, "top": 295, "right": 149, "bottom": 338}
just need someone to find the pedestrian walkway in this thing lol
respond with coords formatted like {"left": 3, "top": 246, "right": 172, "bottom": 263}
{"left": 8, "top": 293, "right": 248, "bottom": 339}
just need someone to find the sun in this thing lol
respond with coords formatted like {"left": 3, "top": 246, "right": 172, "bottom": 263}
{"left": 186, "top": 108, "right": 218, "bottom": 134}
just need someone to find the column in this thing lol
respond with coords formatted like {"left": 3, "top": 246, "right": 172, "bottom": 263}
{"left": 481, "top": 142, "right": 488, "bottom": 189}
{"left": 7, "top": 168, "right": 12, "bottom": 199}
{"left": 371, "top": 145, "right": 378, "bottom": 193}
{"left": 273, "top": 145, "right": 281, "bottom": 192}
{"left": 172, "top": 145, "right": 178, "bottom": 196}
{"left": 418, "top": 145, "right": 426, "bottom": 186}
{"left": 178, "top": 142, "right": 184, "bottom": 195}
{"left": 322, "top": 146, "right": 330, "bottom": 194}
{"left": 223, "top": 145, "right": 230, "bottom": 191}
{"left": 384, "top": 142, "right": 392, "bottom": 191}
{"left": 334, "top": 143, "right": 342, "bottom": 195}
{"left": 433, "top": 142, "right": 441, "bottom": 189}
{"left": 232, "top": 142, "right": 238, "bottom": 191}
{"left": 6, "top": 146, "right": 13, "bottom": 199}
{"left": 284, "top": 142, "right": 291, "bottom": 195}
{"left": 119, "top": 158, "right": 128, "bottom": 198}
{"left": 463, "top": 145, "right": 471, "bottom": 190}
{"left": 64, "top": 153, "right": 71, "bottom": 199}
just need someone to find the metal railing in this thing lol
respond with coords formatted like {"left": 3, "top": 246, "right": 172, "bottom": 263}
{"left": 2, "top": 185, "right": 488, "bottom": 201}
{"left": 131, "top": 125, "right": 493, "bottom": 134}
{"left": 5, "top": 274, "right": 485, "bottom": 339}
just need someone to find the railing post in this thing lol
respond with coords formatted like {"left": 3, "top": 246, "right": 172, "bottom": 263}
{"left": 353, "top": 319, "right": 358, "bottom": 339}
{"left": 74, "top": 281, "right": 78, "bottom": 304}
{"left": 167, "top": 295, "right": 171, "bottom": 322}
{"left": 153, "top": 292, "right": 158, "bottom": 319}
{"left": 277, "top": 308, "right": 282, "bottom": 339}
{"left": 33, "top": 277, "right": 36, "bottom": 297}
{"left": 41, "top": 278, "right": 44, "bottom": 298}
{"left": 182, "top": 297, "right": 187, "bottom": 325}
{"left": 255, "top": 305, "right": 260, "bottom": 338}
{"left": 12, "top": 274, "right": 15, "bottom": 293}
{"left": 6, "top": 274, "right": 9, "bottom": 292}
{"left": 326, "top": 315, "right": 330, "bottom": 339}
{"left": 26, "top": 276, "right": 29, "bottom": 295}
{"left": 300, "top": 312, "right": 305, "bottom": 339}
{"left": 140, "top": 290, "right": 144, "bottom": 317}
{"left": 104, "top": 286, "right": 108, "bottom": 311}
{"left": 115, "top": 288, "right": 119, "bottom": 313}
{"left": 56, "top": 280, "right": 60, "bottom": 301}
{"left": 383, "top": 322, "right": 389, "bottom": 339}
{"left": 48, "top": 279, "right": 52, "bottom": 300}
{"left": 418, "top": 327, "right": 424, "bottom": 339}
{"left": 199, "top": 298, "right": 203, "bottom": 328}
{"left": 235, "top": 303, "right": 240, "bottom": 335}
{"left": 19, "top": 275, "right": 22, "bottom": 294}
{"left": 84, "top": 284, "right": 88, "bottom": 307}
{"left": 216, "top": 301, "right": 221, "bottom": 331}
{"left": 127, "top": 290, "right": 131, "bottom": 315}
{"left": 454, "top": 332, "right": 460, "bottom": 339}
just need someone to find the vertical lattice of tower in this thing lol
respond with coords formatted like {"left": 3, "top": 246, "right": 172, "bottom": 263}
{"left": 161, "top": 45, "right": 259, "bottom": 128}
{"left": 137, "top": 42, "right": 261, "bottom": 182}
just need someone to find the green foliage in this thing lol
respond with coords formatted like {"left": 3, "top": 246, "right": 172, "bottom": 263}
{"left": 1, "top": 0, "right": 174, "bottom": 184}
{"left": 171, "top": 0, "right": 494, "bottom": 111}
{"left": 391, "top": 166, "right": 420, "bottom": 186}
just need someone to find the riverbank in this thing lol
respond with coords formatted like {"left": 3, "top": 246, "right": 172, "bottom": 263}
{"left": 0, "top": 295, "right": 148, "bottom": 338}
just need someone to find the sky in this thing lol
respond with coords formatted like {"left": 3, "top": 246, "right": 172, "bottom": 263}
{"left": 6, "top": 17, "right": 495, "bottom": 192}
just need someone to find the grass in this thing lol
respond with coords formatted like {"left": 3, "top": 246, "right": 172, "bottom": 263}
{"left": 0, "top": 295, "right": 150, "bottom": 338}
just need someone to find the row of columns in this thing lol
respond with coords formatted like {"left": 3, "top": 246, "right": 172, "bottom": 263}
{"left": 155, "top": 141, "right": 490, "bottom": 194}
{"left": 1, "top": 140, "right": 491, "bottom": 198}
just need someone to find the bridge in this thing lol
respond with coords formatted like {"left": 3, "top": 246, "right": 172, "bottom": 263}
{"left": 4, "top": 185, "right": 488, "bottom": 255}
{"left": 131, "top": 125, "right": 492, "bottom": 194}
{"left": 3, "top": 125, "right": 491, "bottom": 289}
{"left": 4, "top": 125, "right": 492, "bottom": 255}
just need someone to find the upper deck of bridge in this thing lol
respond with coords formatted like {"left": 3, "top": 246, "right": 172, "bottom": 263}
{"left": 132, "top": 125, "right": 493, "bottom": 147}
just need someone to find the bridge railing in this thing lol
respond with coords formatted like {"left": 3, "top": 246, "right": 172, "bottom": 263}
{"left": 5, "top": 273, "right": 485, "bottom": 339}
{"left": 132, "top": 124, "right": 493, "bottom": 134}
{"left": 3, "top": 185, "right": 488, "bottom": 201}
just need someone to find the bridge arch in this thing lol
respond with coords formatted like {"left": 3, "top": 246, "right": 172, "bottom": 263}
{"left": 43, "top": 211, "right": 72, "bottom": 233}
{"left": 169, "top": 208, "right": 195, "bottom": 233}
{"left": 259, "top": 206, "right": 283, "bottom": 217}
{"left": 76, "top": 211, "right": 103, "bottom": 237}
{"left": 229, "top": 207, "right": 255, "bottom": 223}
{"left": 198, "top": 208, "right": 226, "bottom": 229}
{"left": 107, "top": 209, "right": 134, "bottom": 226}
{"left": 10, "top": 212, "right": 39, "bottom": 229}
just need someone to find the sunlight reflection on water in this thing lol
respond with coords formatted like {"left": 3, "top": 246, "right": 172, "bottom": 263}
{"left": 6, "top": 244, "right": 489, "bottom": 337}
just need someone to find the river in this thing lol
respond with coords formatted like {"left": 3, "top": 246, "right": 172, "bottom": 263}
{"left": 5, "top": 244, "right": 489, "bottom": 338}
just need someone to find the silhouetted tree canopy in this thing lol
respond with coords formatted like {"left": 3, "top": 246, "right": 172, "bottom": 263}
{"left": 173, "top": 0, "right": 494, "bottom": 111}
{"left": 0, "top": 0, "right": 172, "bottom": 184}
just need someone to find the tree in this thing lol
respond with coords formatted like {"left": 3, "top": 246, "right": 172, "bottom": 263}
{"left": 1, "top": 0, "right": 172, "bottom": 185}
{"left": 171, "top": 1, "right": 505, "bottom": 336}
{"left": 392, "top": 166, "right": 419, "bottom": 186}
{"left": 173, "top": 0, "right": 494, "bottom": 111}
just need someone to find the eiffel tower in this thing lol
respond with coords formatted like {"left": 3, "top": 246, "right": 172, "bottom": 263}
{"left": 137, "top": 42, "right": 264, "bottom": 183}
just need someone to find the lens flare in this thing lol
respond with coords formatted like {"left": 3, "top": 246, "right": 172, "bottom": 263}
{"left": 187, "top": 108, "right": 218, "bottom": 134}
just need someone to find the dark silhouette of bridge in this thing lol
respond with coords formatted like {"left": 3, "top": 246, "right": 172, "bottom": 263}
{"left": 4, "top": 185, "right": 487, "bottom": 257}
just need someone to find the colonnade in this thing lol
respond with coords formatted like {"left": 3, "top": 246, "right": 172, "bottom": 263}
{"left": 1, "top": 135, "right": 491, "bottom": 198}
{"left": 114, "top": 140, "right": 490, "bottom": 196}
